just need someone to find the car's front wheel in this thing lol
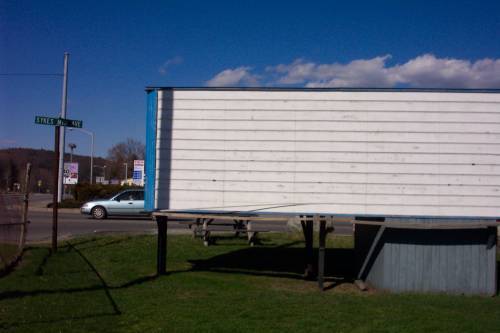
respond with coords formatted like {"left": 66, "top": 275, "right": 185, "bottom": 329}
{"left": 91, "top": 206, "right": 107, "bottom": 220}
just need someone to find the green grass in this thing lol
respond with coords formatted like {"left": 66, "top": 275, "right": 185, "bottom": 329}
{"left": 0, "top": 243, "right": 21, "bottom": 271}
{"left": 0, "top": 233, "right": 499, "bottom": 333}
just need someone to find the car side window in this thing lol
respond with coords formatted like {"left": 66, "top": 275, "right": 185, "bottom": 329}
{"left": 129, "top": 191, "right": 144, "bottom": 200}
{"left": 136, "top": 191, "right": 144, "bottom": 200}
{"left": 116, "top": 192, "right": 132, "bottom": 201}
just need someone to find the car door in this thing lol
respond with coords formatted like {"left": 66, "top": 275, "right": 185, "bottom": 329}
{"left": 129, "top": 190, "right": 145, "bottom": 214}
{"left": 108, "top": 191, "right": 135, "bottom": 215}
{"left": 121, "top": 191, "right": 137, "bottom": 215}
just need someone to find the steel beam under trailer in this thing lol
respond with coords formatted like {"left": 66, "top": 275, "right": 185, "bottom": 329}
{"left": 153, "top": 211, "right": 334, "bottom": 290}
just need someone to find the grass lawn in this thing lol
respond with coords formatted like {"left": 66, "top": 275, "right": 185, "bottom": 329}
{"left": 0, "top": 243, "right": 20, "bottom": 271}
{"left": 1, "top": 233, "right": 499, "bottom": 333}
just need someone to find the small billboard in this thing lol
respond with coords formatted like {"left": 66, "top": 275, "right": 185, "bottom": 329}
{"left": 133, "top": 160, "right": 145, "bottom": 186}
{"left": 63, "top": 162, "right": 78, "bottom": 185}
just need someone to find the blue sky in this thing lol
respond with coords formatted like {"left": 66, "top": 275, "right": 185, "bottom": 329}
{"left": 1, "top": 0, "right": 500, "bottom": 157}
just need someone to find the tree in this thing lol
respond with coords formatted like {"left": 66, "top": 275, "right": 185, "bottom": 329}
{"left": 0, "top": 158, "right": 5, "bottom": 190}
{"left": 107, "top": 138, "right": 145, "bottom": 179}
{"left": 5, "top": 158, "right": 19, "bottom": 191}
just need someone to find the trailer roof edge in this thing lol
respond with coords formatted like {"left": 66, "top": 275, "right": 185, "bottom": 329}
{"left": 144, "top": 86, "right": 500, "bottom": 93}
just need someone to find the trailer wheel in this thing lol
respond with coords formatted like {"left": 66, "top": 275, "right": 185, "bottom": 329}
{"left": 91, "top": 206, "right": 107, "bottom": 220}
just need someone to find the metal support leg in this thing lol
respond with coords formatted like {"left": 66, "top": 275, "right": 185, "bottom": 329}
{"left": 192, "top": 218, "right": 201, "bottom": 239}
{"left": 247, "top": 220, "right": 256, "bottom": 246}
{"left": 234, "top": 219, "right": 244, "bottom": 238}
{"left": 357, "top": 226, "right": 386, "bottom": 281}
{"left": 318, "top": 219, "right": 326, "bottom": 290}
{"left": 156, "top": 216, "right": 168, "bottom": 275}
{"left": 203, "top": 219, "right": 211, "bottom": 246}
{"left": 301, "top": 216, "right": 315, "bottom": 279}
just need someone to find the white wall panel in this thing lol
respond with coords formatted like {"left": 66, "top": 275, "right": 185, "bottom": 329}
{"left": 167, "top": 119, "right": 500, "bottom": 133}
{"left": 167, "top": 179, "right": 500, "bottom": 196}
{"left": 165, "top": 109, "right": 500, "bottom": 123}
{"left": 154, "top": 89, "right": 500, "bottom": 217}
{"left": 170, "top": 90, "right": 500, "bottom": 102}
{"left": 166, "top": 159, "right": 500, "bottom": 175}
{"left": 171, "top": 99, "right": 500, "bottom": 112}
{"left": 166, "top": 130, "right": 500, "bottom": 144}
{"left": 169, "top": 148, "right": 500, "bottom": 164}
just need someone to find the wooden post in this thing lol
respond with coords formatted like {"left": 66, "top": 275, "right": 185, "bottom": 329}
{"left": 52, "top": 126, "right": 60, "bottom": 253}
{"left": 318, "top": 219, "right": 326, "bottom": 290}
{"left": 20, "top": 163, "right": 32, "bottom": 251}
{"left": 156, "top": 216, "right": 168, "bottom": 275}
{"left": 300, "top": 216, "right": 315, "bottom": 279}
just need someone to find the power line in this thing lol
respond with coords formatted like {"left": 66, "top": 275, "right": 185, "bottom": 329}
{"left": 0, "top": 73, "right": 63, "bottom": 77}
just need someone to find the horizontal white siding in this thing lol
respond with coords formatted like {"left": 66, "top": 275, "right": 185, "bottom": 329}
{"left": 154, "top": 89, "right": 500, "bottom": 217}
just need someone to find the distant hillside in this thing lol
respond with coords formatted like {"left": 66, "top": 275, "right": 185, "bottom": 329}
{"left": 0, "top": 148, "right": 109, "bottom": 192}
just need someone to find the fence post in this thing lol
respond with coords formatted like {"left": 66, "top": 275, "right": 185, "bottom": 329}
{"left": 20, "top": 163, "right": 32, "bottom": 250}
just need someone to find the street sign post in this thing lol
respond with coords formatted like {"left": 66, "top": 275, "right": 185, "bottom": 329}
{"left": 35, "top": 116, "right": 83, "bottom": 128}
{"left": 35, "top": 114, "right": 83, "bottom": 252}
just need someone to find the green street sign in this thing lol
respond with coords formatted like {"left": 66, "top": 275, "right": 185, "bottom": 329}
{"left": 35, "top": 116, "right": 83, "bottom": 128}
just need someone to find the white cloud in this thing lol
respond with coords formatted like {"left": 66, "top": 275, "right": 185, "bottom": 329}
{"left": 393, "top": 54, "right": 500, "bottom": 88}
{"left": 0, "top": 139, "right": 16, "bottom": 145}
{"left": 205, "top": 66, "right": 259, "bottom": 87}
{"left": 266, "top": 56, "right": 396, "bottom": 88}
{"left": 264, "top": 54, "right": 500, "bottom": 88}
{"left": 158, "top": 56, "right": 183, "bottom": 75}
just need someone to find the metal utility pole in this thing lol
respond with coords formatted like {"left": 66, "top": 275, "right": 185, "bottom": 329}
{"left": 68, "top": 128, "right": 94, "bottom": 184}
{"left": 68, "top": 143, "right": 76, "bottom": 162}
{"left": 90, "top": 133, "right": 94, "bottom": 184}
{"left": 124, "top": 162, "right": 128, "bottom": 182}
{"left": 57, "top": 52, "right": 69, "bottom": 202}
{"left": 52, "top": 126, "right": 60, "bottom": 252}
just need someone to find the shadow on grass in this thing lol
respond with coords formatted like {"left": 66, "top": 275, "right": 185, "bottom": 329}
{"left": 203, "top": 235, "right": 296, "bottom": 248}
{"left": 2, "top": 237, "right": 359, "bottom": 328}
{"left": 68, "top": 236, "right": 136, "bottom": 251}
{"left": 0, "top": 274, "right": 159, "bottom": 302}
{"left": 34, "top": 247, "right": 52, "bottom": 276}
{"left": 0, "top": 241, "right": 164, "bottom": 329}
{"left": 0, "top": 247, "right": 33, "bottom": 279}
{"left": 66, "top": 242, "right": 122, "bottom": 315}
{"left": 188, "top": 242, "right": 357, "bottom": 289}
{"left": 0, "top": 312, "right": 118, "bottom": 330}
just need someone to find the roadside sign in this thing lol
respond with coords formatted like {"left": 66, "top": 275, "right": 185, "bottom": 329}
{"left": 63, "top": 162, "right": 78, "bottom": 184}
{"left": 35, "top": 116, "right": 83, "bottom": 128}
{"left": 133, "top": 160, "right": 145, "bottom": 186}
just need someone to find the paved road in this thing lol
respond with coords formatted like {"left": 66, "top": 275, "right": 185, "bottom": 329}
{"left": 27, "top": 208, "right": 352, "bottom": 242}
{"left": 27, "top": 210, "right": 158, "bottom": 241}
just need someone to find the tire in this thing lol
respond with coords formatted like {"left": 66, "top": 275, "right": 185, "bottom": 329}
{"left": 91, "top": 206, "right": 107, "bottom": 220}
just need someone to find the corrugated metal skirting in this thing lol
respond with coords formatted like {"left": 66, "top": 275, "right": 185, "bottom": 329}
{"left": 355, "top": 225, "right": 498, "bottom": 295}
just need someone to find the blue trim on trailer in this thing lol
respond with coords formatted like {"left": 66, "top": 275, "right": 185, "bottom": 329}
{"left": 144, "top": 89, "right": 157, "bottom": 211}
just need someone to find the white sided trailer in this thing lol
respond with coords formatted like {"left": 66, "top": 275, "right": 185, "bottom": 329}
{"left": 146, "top": 87, "right": 500, "bottom": 294}
{"left": 145, "top": 87, "right": 500, "bottom": 219}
